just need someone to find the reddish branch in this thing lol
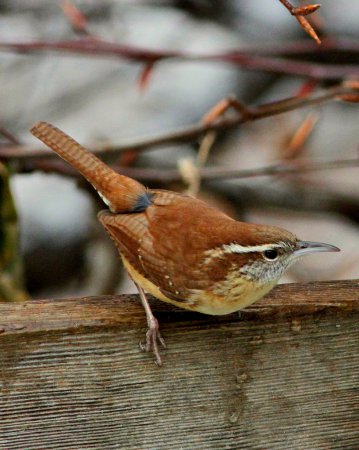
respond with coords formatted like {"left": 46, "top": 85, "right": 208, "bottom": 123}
{"left": 251, "top": 38, "right": 358, "bottom": 56}
{"left": 0, "top": 38, "right": 358, "bottom": 80}
{"left": 0, "top": 84, "right": 357, "bottom": 163}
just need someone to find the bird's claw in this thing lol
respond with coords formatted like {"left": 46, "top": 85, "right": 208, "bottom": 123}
{"left": 139, "top": 318, "right": 166, "bottom": 366}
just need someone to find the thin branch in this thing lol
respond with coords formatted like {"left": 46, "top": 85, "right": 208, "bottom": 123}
{"left": 1, "top": 84, "right": 357, "bottom": 164}
{"left": 0, "top": 38, "right": 358, "bottom": 80}
{"left": 0, "top": 127, "right": 20, "bottom": 145}
{"left": 0, "top": 38, "right": 178, "bottom": 62}
{"left": 11, "top": 156, "right": 359, "bottom": 184}
{"left": 280, "top": 112, "right": 318, "bottom": 160}
{"left": 197, "top": 158, "right": 359, "bottom": 182}
{"left": 181, "top": 98, "right": 245, "bottom": 197}
{"left": 247, "top": 38, "right": 359, "bottom": 56}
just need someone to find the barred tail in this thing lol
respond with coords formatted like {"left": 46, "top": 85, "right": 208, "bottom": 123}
{"left": 30, "top": 122, "right": 151, "bottom": 213}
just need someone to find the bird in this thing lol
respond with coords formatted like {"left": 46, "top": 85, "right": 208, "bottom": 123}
{"left": 30, "top": 122, "right": 340, "bottom": 365}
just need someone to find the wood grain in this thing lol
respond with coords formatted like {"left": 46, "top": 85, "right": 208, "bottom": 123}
{"left": 0, "top": 280, "right": 358, "bottom": 449}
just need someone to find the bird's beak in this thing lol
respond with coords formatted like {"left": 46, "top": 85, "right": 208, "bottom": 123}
{"left": 294, "top": 241, "right": 340, "bottom": 258}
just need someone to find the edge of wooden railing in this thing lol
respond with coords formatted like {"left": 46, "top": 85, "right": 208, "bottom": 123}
{"left": 0, "top": 279, "right": 358, "bottom": 336}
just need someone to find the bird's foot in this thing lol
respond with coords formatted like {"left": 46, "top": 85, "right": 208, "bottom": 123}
{"left": 139, "top": 316, "right": 166, "bottom": 366}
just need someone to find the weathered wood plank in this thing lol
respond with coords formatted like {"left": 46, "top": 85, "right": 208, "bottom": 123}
{"left": 0, "top": 280, "right": 358, "bottom": 449}
{"left": 0, "top": 280, "right": 358, "bottom": 335}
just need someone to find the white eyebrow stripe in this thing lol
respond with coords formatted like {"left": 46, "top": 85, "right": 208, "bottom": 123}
{"left": 222, "top": 243, "right": 282, "bottom": 254}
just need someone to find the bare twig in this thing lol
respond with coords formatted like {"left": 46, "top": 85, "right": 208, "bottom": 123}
{"left": 280, "top": 112, "right": 319, "bottom": 160}
{"left": 123, "top": 158, "right": 359, "bottom": 183}
{"left": 340, "top": 79, "right": 359, "bottom": 103}
{"left": 0, "top": 38, "right": 358, "bottom": 80}
{"left": 201, "top": 95, "right": 254, "bottom": 123}
{"left": 1, "top": 84, "right": 357, "bottom": 164}
{"left": 0, "top": 127, "right": 20, "bottom": 145}
{"left": 279, "top": 0, "right": 321, "bottom": 44}
{"left": 61, "top": 0, "right": 92, "bottom": 36}
{"left": 178, "top": 158, "right": 200, "bottom": 196}
{"left": 12, "top": 156, "right": 359, "bottom": 184}
{"left": 178, "top": 131, "right": 216, "bottom": 196}
{"left": 185, "top": 96, "right": 254, "bottom": 196}
{"left": 247, "top": 38, "right": 358, "bottom": 56}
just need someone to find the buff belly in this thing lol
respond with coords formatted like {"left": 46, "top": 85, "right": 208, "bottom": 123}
{"left": 188, "top": 280, "right": 277, "bottom": 315}
{"left": 122, "top": 255, "right": 277, "bottom": 316}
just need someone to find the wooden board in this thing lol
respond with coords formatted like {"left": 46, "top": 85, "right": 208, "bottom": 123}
{"left": 0, "top": 280, "right": 358, "bottom": 449}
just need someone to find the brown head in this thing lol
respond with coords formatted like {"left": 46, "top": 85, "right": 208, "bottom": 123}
{"left": 206, "top": 222, "right": 340, "bottom": 284}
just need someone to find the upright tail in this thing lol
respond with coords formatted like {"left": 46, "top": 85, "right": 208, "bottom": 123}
{"left": 30, "top": 122, "right": 151, "bottom": 213}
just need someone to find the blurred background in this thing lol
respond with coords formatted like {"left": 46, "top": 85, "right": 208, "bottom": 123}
{"left": 0, "top": 0, "right": 358, "bottom": 300}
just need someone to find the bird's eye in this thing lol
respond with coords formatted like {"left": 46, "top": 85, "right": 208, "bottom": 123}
{"left": 263, "top": 249, "right": 279, "bottom": 261}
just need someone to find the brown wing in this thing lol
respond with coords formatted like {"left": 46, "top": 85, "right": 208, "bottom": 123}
{"left": 98, "top": 209, "right": 206, "bottom": 302}
{"left": 140, "top": 191, "right": 237, "bottom": 300}
{"left": 98, "top": 190, "right": 241, "bottom": 301}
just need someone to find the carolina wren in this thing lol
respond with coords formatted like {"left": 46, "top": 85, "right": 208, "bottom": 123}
{"left": 30, "top": 122, "right": 339, "bottom": 365}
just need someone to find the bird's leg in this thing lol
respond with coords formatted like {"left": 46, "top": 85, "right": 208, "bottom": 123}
{"left": 135, "top": 282, "right": 166, "bottom": 366}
